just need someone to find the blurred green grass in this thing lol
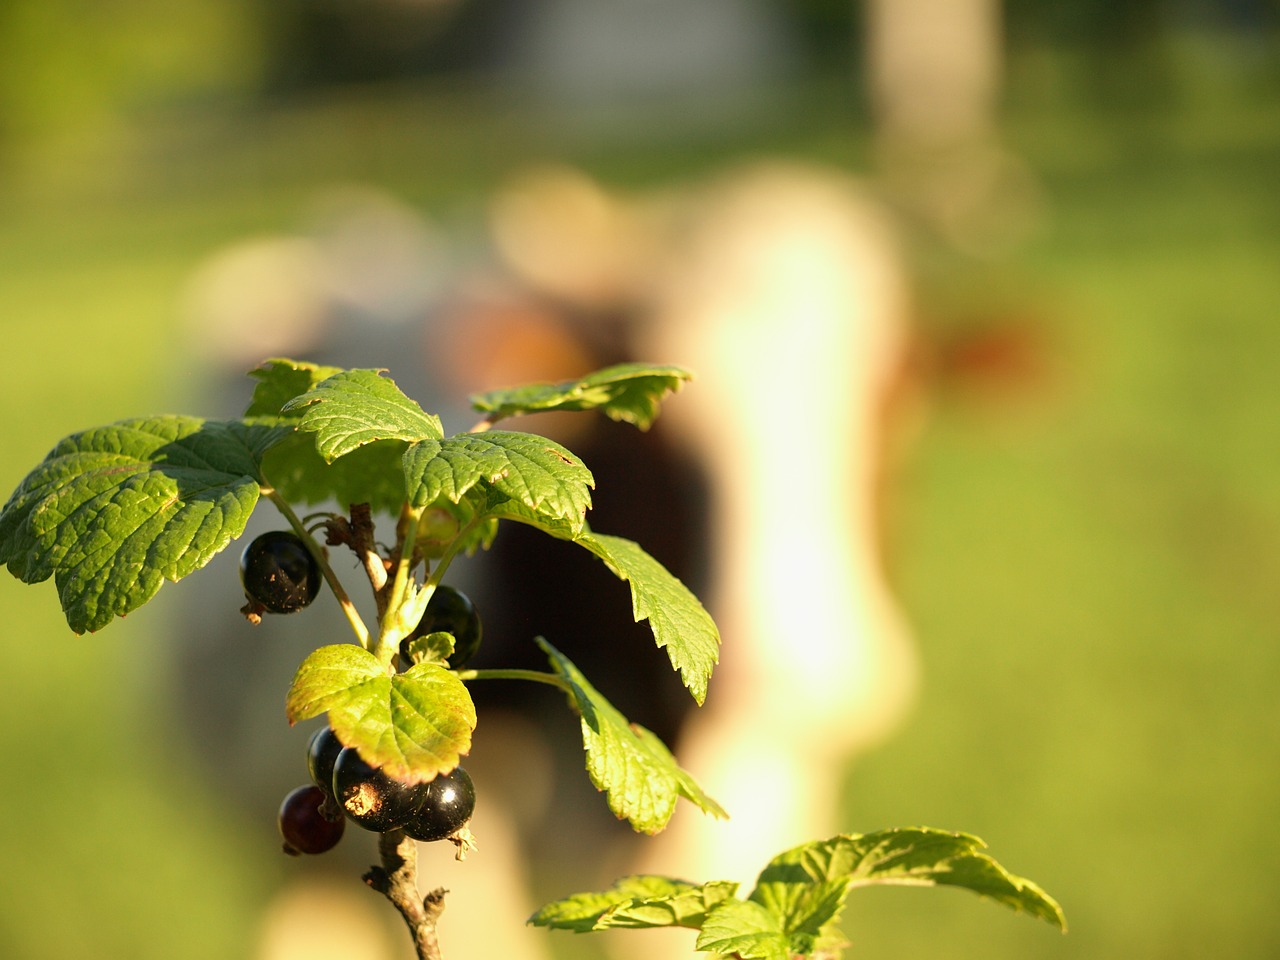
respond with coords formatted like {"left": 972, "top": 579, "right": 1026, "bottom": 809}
{"left": 2, "top": 47, "right": 1279, "bottom": 959}
{"left": 842, "top": 82, "right": 1280, "bottom": 958}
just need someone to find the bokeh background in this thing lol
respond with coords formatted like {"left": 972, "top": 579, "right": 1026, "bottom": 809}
{"left": 2, "top": 2, "right": 1279, "bottom": 959}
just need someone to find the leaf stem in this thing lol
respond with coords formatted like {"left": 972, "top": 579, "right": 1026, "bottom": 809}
{"left": 456, "top": 668, "right": 572, "bottom": 693}
{"left": 262, "top": 486, "right": 371, "bottom": 649}
{"left": 422, "top": 516, "right": 477, "bottom": 594}
{"left": 377, "top": 503, "right": 426, "bottom": 662}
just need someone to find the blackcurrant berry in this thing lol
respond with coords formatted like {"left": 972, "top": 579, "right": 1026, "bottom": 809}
{"left": 278, "top": 784, "right": 345, "bottom": 855}
{"left": 240, "top": 530, "right": 320, "bottom": 614}
{"left": 402, "top": 766, "right": 476, "bottom": 842}
{"left": 401, "top": 585, "right": 482, "bottom": 669}
{"left": 331, "top": 747, "right": 430, "bottom": 833}
{"left": 306, "top": 726, "right": 343, "bottom": 798}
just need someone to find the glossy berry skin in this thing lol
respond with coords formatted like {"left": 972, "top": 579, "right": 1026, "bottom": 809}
{"left": 279, "top": 784, "right": 345, "bottom": 855}
{"left": 331, "top": 747, "right": 430, "bottom": 832}
{"left": 402, "top": 585, "right": 482, "bottom": 669}
{"left": 403, "top": 766, "right": 475, "bottom": 842}
{"left": 306, "top": 726, "right": 343, "bottom": 798}
{"left": 240, "top": 531, "right": 320, "bottom": 614}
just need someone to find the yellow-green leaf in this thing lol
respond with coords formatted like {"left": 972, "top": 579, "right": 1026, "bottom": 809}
{"left": 285, "top": 644, "right": 475, "bottom": 783}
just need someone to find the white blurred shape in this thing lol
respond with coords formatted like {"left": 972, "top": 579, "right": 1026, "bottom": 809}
{"left": 633, "top": 163, "right": 920, "bottom": 903}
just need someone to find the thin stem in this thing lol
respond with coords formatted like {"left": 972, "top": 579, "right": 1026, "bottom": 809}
{"left": 456, "top": 668, "right": 572, "bottom": 693}
{"left": 376, "top": 504, "right": 425, "bottom": 662}
{"left": 388, "top": 505, "right": 424, "bottom": 610}
{"left": 263, "top": 486, "right": 371, "bottom": 648}
{"left": 422, "top": 515, "right": 482, "bottom": 595}
{"left": 364, "top": 831, "right": 445, "bottom": 960}
{"left": 395, "top": 513, "right": 486, "bottom": 639}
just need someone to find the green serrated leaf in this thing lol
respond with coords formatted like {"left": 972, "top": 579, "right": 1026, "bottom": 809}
{"left": 261, "top": 435, "right": 410, "bottom": 514}
{"left": 536, "top": 637, "right": 726, "bottom": 834}
{"left": 484, "top": 498, "right": 581, "bottom": 541}
{"left": 403, "top": 431, "right": 594, "bottom": 535}
{"left": 752, "top": 829, "right": 1067, "bottom": 934}
{"left": 0, "top": 417, "right": 286, "bottom": 633}
{"left": 529, "top": 876, "right": 738, "bottom": 933}
{"left": 574, "top": 532, "right": 719, "bottom": 704}
{"left": 598, "top": 879, "right": 739, "bottom": 932}
{"left": 470, "top": 362, "right": 693, "bottom": 430}
{"left": 243, "top": 360, "right": 411, "bottom": 513}
{"left": 695, "top": 899, "right": 792, "bottom": 960}
{"left": 244, "top": 357, "right": 345, "bottom": 418}
{"left": 285, "top": 644, "right": 476, "bottom": 783}
{"left": 281, "top": 368, "right": 444, "bottom": 462}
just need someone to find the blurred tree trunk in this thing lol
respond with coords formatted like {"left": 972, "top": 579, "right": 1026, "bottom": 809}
{"left": 865, "top": 0, "right": 1002, "bottom": 150}
{"left": 863, "top": 0, "right": 1040, "bottom": 254}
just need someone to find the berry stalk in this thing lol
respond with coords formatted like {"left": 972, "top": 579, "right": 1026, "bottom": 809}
{"left": 373, "top": 503, "right": 429, "bottom": 663}
{"left": 263, "top": 486, "right": 371, "bottom": 648}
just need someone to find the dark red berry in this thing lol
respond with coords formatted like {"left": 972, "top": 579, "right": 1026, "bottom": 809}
{"left": 240, "top": 530, "right": 320, "bottom": 614}
{"left": 403, "top": 766, "right": 475, "bottom": 842}
{"left": 279, "top": 784, "right": 345, "bottom": 855}
{"left": 331, "top": 747, "right": 430, "bottom": 832}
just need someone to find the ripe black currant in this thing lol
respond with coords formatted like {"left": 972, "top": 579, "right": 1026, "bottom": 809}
{"left": 400, "top": 585, "right": 482, "bottom": 669}
{"left": 306, "top": 726, "right": 343, "bottom": 798}
{"left": 278, "top": 784, "right": 345, "bottom": 855}
{"left": 240, "top": 530, "right": 321, "bottom": 614}
{"left": 331, "top": 747, "right": 430, "bottom": 832}
{"left": 403, "top": 765, "right": 476, "bottom": 842}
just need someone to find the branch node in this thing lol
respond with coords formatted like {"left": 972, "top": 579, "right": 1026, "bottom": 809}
{"left": 424, "top": 887, "right": 448, "bottom": 920}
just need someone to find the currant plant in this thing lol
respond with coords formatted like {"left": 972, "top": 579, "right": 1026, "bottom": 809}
{"left": 0, "top": 358, "right": 1064, "bottom": 959}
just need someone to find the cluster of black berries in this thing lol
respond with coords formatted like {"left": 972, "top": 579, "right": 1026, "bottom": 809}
{"left": 247, "top": 528, "right": 484, "bottom": 856}
{"left": 278, "top": 726, "right": 477, "bottom": 856}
